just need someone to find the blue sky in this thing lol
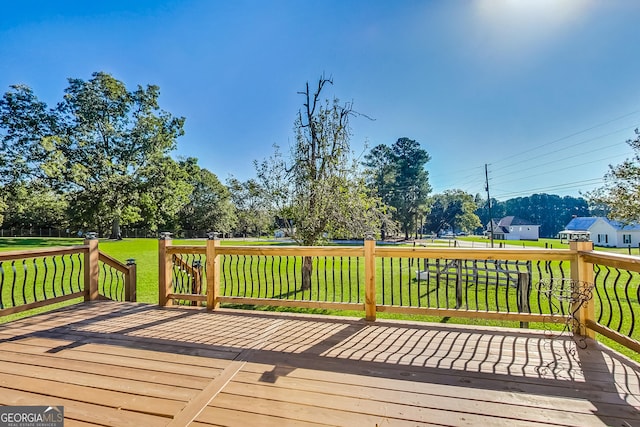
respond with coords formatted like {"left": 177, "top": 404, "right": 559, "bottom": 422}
{"left": 2, "top": 0, "right": 640, "bottom": 200}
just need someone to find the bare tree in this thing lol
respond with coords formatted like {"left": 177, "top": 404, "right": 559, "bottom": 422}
{"left": 257, "top": 76, "right": 389, "bottom": 289}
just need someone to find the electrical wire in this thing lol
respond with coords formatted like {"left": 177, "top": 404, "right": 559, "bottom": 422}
{"left": 436, "top": 110, "right": 640, "bottom": 199}
{"left": 491, "top": 110, "right": 640, "bottom": 165}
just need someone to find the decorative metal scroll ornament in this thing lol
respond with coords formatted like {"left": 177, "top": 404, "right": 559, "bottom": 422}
{"left": 536, "top": 278, "right": 595, "bottom": 349}
{"left": 534, "top": 278, "right": 595, "bottom": 377}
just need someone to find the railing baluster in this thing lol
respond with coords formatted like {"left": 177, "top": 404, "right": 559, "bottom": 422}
{"left": 293, "top": 256, "right": 297, "bottom": 297}
{"left": 285, "top": 256, "right": 290, "bottom": 299}
{"left": 109, "top": 263, "right": 116, "bottom": 299}
{"left": 60, "top": 256, "right": 67, "bottom": 295}
{"left": 602, "top": 267, "right": 613, "bottom": 327}
{"left": 221, "top": 254, "right": 228, "bottom": 296}
{"left": 331, "top": 256, "right": 336, "bottom": 302}
{"left": 0, "top": 262, "right": 4, "bottom": 309}
{"left": 249, "top": 255, "right": 259, "bottom": 298}
{"left": 356, "top": 256, "right": 361, "bottom": 304}
{"left": 622, "top": 272, "right": 633, "bottom": 335}
{"left": 241, "top": 255, "right": 248, "bottom": 297}
{"left": 271, "top": 256, "right": 276, "bottom": 299}
{"left": 633, "top": 279, "right": 640, "bottom": 337}
{"left": 277, "top": 255, "right": 283, "bottom": 299}
{"left": 75, "top": 253, "right": 82, "bottom": 292}
{"left": 407, "top": 257, "right": 413, "bottom": 306}
{"left": 11, "top": 261, "right": 17, "bottom": 307}
{"left": 613, "top": 268, "right": 624, "bottom": 333}
{"left": 323, "top": 257, "right": 328, "bottom": 302}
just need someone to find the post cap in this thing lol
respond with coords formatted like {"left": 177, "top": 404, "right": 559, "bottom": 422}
{"left": 365, "top": 232, "right": 375, "bottom": 241}
{"left": 159, "top": 232, "right": 172, "bottom": 240}
{"left": 126, "top": 258, "right": 136, "bottom": 265}
{"left": 84, "top": 232, "right": 98, "bottom": 240}
{"left": 207, "top": 231, "right": 220, "bottom": 240}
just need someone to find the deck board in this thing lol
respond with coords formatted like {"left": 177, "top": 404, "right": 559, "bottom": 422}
{"left": 0, "top": 301, "right": 638, "bottom": 426}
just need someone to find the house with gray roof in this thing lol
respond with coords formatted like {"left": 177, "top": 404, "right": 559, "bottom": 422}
{"left": 486, "top": 216, "right": 540, "bottom": 241}
{"left": 560, "top": 216, "right": 640, "bottom": 247}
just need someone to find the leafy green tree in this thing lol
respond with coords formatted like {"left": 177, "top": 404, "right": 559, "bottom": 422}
{"left": 503, "top": 194, "right": 589, "bottom": 237}
{"left": 0, "top": 85, "right": 56, "bottom": 185}
{"left": 137, "top": 156, "right": 194, "bottom": 233}
{"left": 475, "top": 196, "right": 506, "bottom": 230}
{"left": 362, "top": 144, "right": 398, "bottom": 239}
{"left": 363, "top": 144, "right": 396, "bottom": 205}
{"left": 0, "top": 72, "right": 186, "bottom": 238}
{"left": 179, "top": 162, "right": 236, "bottom": 235}
{"left": 0, "top": 196, "right": 6, "bottom": 227}
{"left": 476, "top": 193, "right": 590, "bottom": 237}
{"left": 227, "top": 177, "right": 272, "bottom": 237}
{"left": 1, "top": 181, "right": 67, "bottom": 230}
{"left": 424, "top": 190, "right": 480, "bottom": 234}
{"left": 587, "top": 129, "right": 640, "bottom": 224}
{"left": 389, "top": 138, "right": 431, "bottom": 239}
{"left": 363, "top": 138, "right": 431, "bottom": 239}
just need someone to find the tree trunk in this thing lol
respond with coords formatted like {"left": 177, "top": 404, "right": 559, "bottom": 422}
{"left": 111, "top": 217, "right": 122, "bottom": 240}
{"left": 302, "top": 256, "right": 313, "bottom": 291}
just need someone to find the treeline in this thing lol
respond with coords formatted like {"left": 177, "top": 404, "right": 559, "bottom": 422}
{"left": 474, "top": 194, "right": 591, "bottom": 238}
{"left": 0, "top": 72, "right": 595, "bottom": 241}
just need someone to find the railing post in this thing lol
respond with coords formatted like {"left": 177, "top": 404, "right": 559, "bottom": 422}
{"left": 83, "top": 232, "right": 99, "bottom": 301}
{"left": 206, "top": 232, "right": 221, "bottom": 311}
{"left": 570, "top": 240, "right": 595, "bottom": 338}
{"left": 364, "top": 233, "right": 376, "bottom": 321}
{"left": 159, "top": 232, "right": 173, "bottom": 307}
{"left": 518, "top": 272, "right": 530, "bottom": 328}
{"left": 455, "top": 260, "right": 462, "bottom": 309}
{"left": 126, "top": 258, "right": 137, "bottom": 302}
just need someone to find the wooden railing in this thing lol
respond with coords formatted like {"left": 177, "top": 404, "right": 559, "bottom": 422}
{"left": 159, "top": 237, "right": 639, "bottom": 354}
{"left": 579, "top": 250, "right": 640, "bottom": 353}
{"left": 0, "top": 237, "right": 136, "bottom": 317}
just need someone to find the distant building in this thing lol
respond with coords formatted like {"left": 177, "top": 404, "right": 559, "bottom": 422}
{"left": 486, "top": 216, "right": 540, "bottom": 241}
{"left": 559, "top": 217, "right": 640, "bottom": 248}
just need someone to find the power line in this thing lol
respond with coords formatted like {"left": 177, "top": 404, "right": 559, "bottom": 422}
{"left": 459, "top": 110, "right": 640, "bottom": 200}
{"left": 490, "top": 110, "right": 640, "bottom": 166}
{"left": 430, "top": 109, "right": 640, "bottom": 199}
{"left": 490, "top": 124, "right": 638, "bottom": 174}
{"left": 490, "top": 146, "right": 630, "bottom": 182}
{"left": 493, "top": 177, "right": 604, "bottom": 199}
{"left": 492, "top": 152, "right": 628, "bottom": 188}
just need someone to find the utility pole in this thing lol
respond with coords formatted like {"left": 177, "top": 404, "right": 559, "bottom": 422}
{"left": 485, "top": 164, "right": 494, "bottom": 248}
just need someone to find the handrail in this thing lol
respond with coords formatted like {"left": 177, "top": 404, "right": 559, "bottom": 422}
{"left": 0, "top": 239, "right": 136, "bottom": 318}
{"left": 98, "top": 252, "right": 130, "bottom": 274}
{"left": 166, "top": 245, "right": 365, "bottom": 257}
{"left": 374, "top": 246, "right": 574, "bottom": 261}
{"left": 579, "top": 250, "right": 640, "bottom": 273}
{"left": 0, "top": 245, "right": 89, "bottom": 262}
{"left": 160, "top": 239, "right": 640, "bottom": 354}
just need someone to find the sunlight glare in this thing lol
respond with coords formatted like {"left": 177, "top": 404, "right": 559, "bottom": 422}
{"left": 472, "top": 0, "right": 593, "bottom": 58}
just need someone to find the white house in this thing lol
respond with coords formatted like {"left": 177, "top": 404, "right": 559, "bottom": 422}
{"left": 487, "top": 216, "right": 540, "bottom": 241}
{"left": 559, "top": 217, "right": 640, "bottom": 248}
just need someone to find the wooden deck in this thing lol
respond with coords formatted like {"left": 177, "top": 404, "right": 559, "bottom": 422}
{"left": 0, "top": 302, "right": 639, "bottom": 426}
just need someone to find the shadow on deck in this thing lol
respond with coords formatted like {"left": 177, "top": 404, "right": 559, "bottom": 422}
{"left": 0, "top": 301, "right": 638, "bottom": 426}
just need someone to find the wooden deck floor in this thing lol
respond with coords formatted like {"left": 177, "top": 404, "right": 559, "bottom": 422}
{"left": 0, "top": 302, "right": 638, "bottom": 426}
